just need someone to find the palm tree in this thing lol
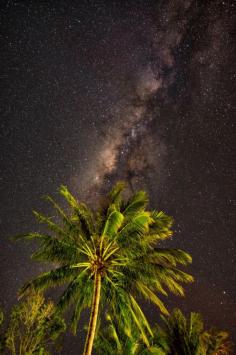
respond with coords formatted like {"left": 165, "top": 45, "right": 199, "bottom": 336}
{"left": 15, "top": 182, "right": 193, "bottom": 355}
{"left": 161, "top": 308, "right": 204, "bottom": 354}
{"left": 202, "top": 328, "right": 233, "bottom": 355}
{"left": 161, "top": 309, "right": 233, "bottom": 355}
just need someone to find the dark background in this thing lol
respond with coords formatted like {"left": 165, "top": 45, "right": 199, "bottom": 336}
{"left": 0, "top": 0, "right": 235, "bottom": 353}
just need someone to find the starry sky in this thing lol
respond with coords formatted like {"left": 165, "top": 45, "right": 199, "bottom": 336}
{"left": 0, "top": 0, "right": 236, "bottom": 353}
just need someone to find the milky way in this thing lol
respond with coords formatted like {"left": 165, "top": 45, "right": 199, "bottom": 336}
{"left": 74, "top": 65, "right": 164, "bottom": 195}
{"left": 74, "top": 0, "right": 224, "bottom": 200}
{"left": 0, "top": 1, "right": 235, "bottom": 354}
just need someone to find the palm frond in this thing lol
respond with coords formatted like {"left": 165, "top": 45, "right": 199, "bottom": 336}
{"left": 149, "top": 248, "right": 192, "bottom": 267}
{"left": 31, "top": 236, "right": 81, "bottom": 263}
{"left": 59, "top": 185, "right": 95, "bottom": 236}
{"left": 44, "top": 195, "right": 72, "bottom": 228}
{"left": 102, "top": 211, "right": 124, "bottom": 238}
{"left": 136, "top": 282, "right": 169, "bottom": 315}
{"left": 129, "top": 294, "right": 153, "bottom": 345}
{"left": 57, "top": 270, "right": 89, "bottom": 311}
{"left": 71, "top": 279, "right": 93, "bottom": 334}
{"left": 12, "top": 232, "right": 50, "bottom": 241}
{"left": 123, "top": 190, "right": 149, "bottom": 217}
{"left": 118, "top": 211, "right": 153, "bottom": 244}
{"left": 108, "top": 181, "right": 126, "bottom": 209}
{"left": 19, "top": 266, "right": 77, "bottom": 297}
{"left": 151, "top": 211, "right": 173, "bottom": 230}
{"left": 33, "top": 211, "right": 67, "bottom": 238}
{"left": 59, "top": 185, "right": 79, "bottom": 209}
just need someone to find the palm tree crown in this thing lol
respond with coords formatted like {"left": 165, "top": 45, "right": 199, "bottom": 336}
{"left": 16, "top": 182, "right": 193, "bottom": 355}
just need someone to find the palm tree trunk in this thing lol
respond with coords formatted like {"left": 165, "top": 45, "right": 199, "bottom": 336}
{"left": 83, "top": 272, "right": 101, "bottom": 355}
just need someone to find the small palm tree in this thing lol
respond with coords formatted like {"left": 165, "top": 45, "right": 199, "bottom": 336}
{"left": 16, "top": 182, "right": 193, "bottom": 355}
{"left": 202, "top": 328, "right": 233, "bottom": 355}
{"left": 161, "top": 308, "right": 204, "bottom": 354}
{"left": 161, "top": 309, "right": 233, "bottom": 355}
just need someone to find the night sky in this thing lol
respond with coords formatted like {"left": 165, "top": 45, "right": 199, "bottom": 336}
{"left": 0, "top": 0, "right": 236, "bottom": 354}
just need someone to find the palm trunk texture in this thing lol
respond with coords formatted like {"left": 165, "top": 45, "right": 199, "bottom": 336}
{"left": 83, "top": 272, "right": 101, "bottom": 355}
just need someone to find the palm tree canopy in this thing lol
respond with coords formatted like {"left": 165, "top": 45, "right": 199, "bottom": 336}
{"left": 15, "top": 182, "right": 193, "bottom": 344}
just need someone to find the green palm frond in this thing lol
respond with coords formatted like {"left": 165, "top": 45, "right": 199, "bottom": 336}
{"left": 19, "top": 266, "right": 78, "bottom": 296}
{"left": 102, "top": 211, "right": 124, "bottom": 238}
{"left": 44, "top": 195, "right": 72, "bottom": 227}
{"left": 123, "top": 190, "right": 149, "bottom": 217}
{"left": 108, "top": 181, "right": 126, "bottom": 209}
{"left": 33, "top": 211, "right": 67, "bottom": 238}
{"left": 151, "top": 248, "right": 192, "bottom": 266}
{"left": 136, "top": 282, "right": 169, "bottom": 315}
{"left": 110, "top": 287, "right": 152, "bottom": 347}
{"left": 95, "top": 312, "right": 168, "bottom": 355}
{"left": 151, "top": 211, "right": 173, "bottom": 229}
{"left": 12, "top": 232, "right": 51, "bottom": 241}
{"left": 59, "top": 185, "right": 79, "bottom": 209}
{"left": 31, "top": 236, "right": 81, "bottom": 263}
{"left": 130, "top": 293, "right": 153, "bottom": 335}
{"left": 117, "top": 211, "right": 154, "bottom": 246}
{"left": 59, "top": 185, "right": 95, "bottom": 236}
{"left": 71, "top": 279, "right": 94, "bottom": 334}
